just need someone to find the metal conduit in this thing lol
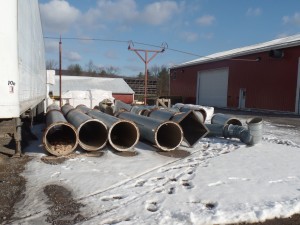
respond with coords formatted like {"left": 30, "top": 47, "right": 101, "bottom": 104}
{"left": 130, "top": 105, "right": 152, "bottom": 116}
{"left": 77, "top": 105, "right": 140, "bottom": 151}
{"left": 148, "top": 109, "right": 209, "bottom": 147}
{"left": 179, "top": 107, "right": 207, "bottom": 123}
{"left": 116, "top": 112, "right": 183, "bottom": 151}
{"left": 61, "top": 104, "right": 108, "bottom": 151}
{"left": 114, "top": 100, "right": 133, "bottom": 114}
{"left": 43, "top": 104, "right": 78, "bottom": 156}
{"left": 206, "top": 118, "right": 262, "bottom": 146}
{"left": 211, "top": 113, "right": 242, "bottom": 126}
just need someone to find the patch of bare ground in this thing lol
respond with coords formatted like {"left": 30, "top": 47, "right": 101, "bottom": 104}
{"left": 230, "top": 214, "right": 300, "bottom": 225}
{"left": 0, "top": 154, "right": 31, "bottom": 224}
{"left": 44, "top": 184, "right": 86, "bottom": 225}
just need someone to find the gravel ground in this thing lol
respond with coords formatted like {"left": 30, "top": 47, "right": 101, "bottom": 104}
{"left": 0, "top": 109, "right": 299, "bottom": 225}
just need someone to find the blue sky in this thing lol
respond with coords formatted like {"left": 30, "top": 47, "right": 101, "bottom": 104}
{"left": 39, "top": 0, "right": 300, "bottom": 76}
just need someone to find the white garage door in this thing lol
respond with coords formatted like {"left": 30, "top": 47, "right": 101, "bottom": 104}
{"left": 196, "top": 68, "right": 229, "bottom": 107}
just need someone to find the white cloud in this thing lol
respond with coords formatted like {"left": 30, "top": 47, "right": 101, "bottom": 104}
{"left": 282, "top": 12, "right": 300, "bottom": 26}
{"left": 83, "top": 0, "right": 181, "bottom": 28}
{"left": 246, "top": 7, "right": 262, "bottom": 17}
{"left": 180, "top": 32, "right": 198, "bottom": 42}
{"left": 142, "top": 1, "right": 181, "bottom": 25}
{"left": 40, "top": 0, "right": 81, "bottom": 33}
{"left": 196, "top": 15, "right": 215, "bottom": 26}
{"left": 83, "top": 0, "right": 138, "bottom": 28}
{"left": 65, "top": 51, "right": 82, "bottom": 62}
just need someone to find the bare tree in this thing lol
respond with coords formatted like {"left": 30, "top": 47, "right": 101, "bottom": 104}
{"left": 85, "top": 60, "right": 99, "bottom": 75}
{"left": 67, "top": 64, "right": 82, "bottom": 75}
{"left": 105, "top": 66, "right": 120, "bottom": 75}
{"left": 46, "top": 59, "right": 58, "bottom": 70}
{"left": 149, "top": 65, "right": 160, "bottom": 78}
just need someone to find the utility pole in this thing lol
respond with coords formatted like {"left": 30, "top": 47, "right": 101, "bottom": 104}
{"left": 59, "top": 35, "right": 62, "bottom": 108}
{"left": 128, "top": 42, "right": 165, "bottom": 105}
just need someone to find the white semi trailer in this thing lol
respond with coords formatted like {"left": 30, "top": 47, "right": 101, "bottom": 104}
{"left": 0, "top": 0, "right": 46, "bottom": 155}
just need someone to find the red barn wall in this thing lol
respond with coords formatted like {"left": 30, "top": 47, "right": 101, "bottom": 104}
{"left": 170, "top": 46, "right": 300, "bottom": 112}
{"left": 113, "top": 94, "right": 134, "bottom": 104}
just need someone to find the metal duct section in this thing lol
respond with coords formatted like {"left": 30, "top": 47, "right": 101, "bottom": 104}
{"left": 148, "top": 109, "right": 209, "bottom": 147}
{"left": 179, "top": 107, "right": 207, "bottom": 123}
{"left": 78, "top": 105, "right": 140, "bottom": 151}
{"left": 114, "top": 100, "right": 133, "bottom": 114}
{"left": 98, "top": 99, "right": 114, "bottom": 115}
{"left": 211, "top": 113, "right": 242, "bottom": 126}
{"left": 246, "top": 117, "right": 263, "bottom": 145}
{"left": 43, "top": 104, "right": 78, "bottom": 156}
{"left": 61, "top": 104, "right": 108, "bottom": 151}
{"left": 130, "top": 105, "right": 151, "bottom": 116}
{"left": 171, "top": 110, "right": 209, "bottom": 147}
{"left": 206, "top": 118, "right": 263, "bottom": 146}
{"left": 116, "top": 112, "right": 183, "bottom": 151}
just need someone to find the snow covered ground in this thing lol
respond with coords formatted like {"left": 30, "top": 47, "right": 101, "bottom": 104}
{"left": 12, "top": 114, "right": 300, "bottom": 225}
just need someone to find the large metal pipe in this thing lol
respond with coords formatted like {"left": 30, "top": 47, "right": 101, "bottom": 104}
{"left": 211, "top": 113, "right": 242, "bottom": 126}
{"left": 77, "top": 105, "right": 140, "bottom": 151}
{"left": 61, "top": 104, "right": 108, "bottom": 151}
{"left": 98, "top": 99, "right": 114, "bottom": 115}
{"left": 148, "top": 109, "right": 209, "bottom": 147}
{"left": 43, "top": 104, "right": 78, "bottom": 156}
{"left": 116, "top": 112, "right": 183, "bottom": 151}
{"left": 114, "top": 100, "right": 133, "bottom": 114}
{"left": 130, "top": 105, "right": 152, "bottom": 116}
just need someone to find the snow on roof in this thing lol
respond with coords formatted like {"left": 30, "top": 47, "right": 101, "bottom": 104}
{"left": 50, "top": 75, "right": 134, "bottom": 95}
{"left": 172, "top": 33, "right": 300, "bottom": 68}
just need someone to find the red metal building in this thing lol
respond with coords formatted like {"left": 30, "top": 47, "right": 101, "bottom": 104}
{"left": 170, "top": 35, "right": 300, "bottom": 114}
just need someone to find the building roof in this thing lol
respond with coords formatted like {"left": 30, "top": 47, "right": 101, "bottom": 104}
{"left": 50, "top": 76, "right": 134, "bottom": 95}
{"left": 171, "top": 34, "right": 300, "bottom": 69}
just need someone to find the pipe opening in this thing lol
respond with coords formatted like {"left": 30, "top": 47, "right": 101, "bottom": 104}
{"left": 44, "top": 123, "right": 77, "bottom": 156}
{"left": 178, "top": 112, "right": 208, "bottom": 147}
{"left": 156, "top": 122, "right": 183, "bottom": 151}
{"left": 109, "top": 121, "right": 139, "bottom": 151}
{"left": 227, "top": 118, "right": 243, "bottom": 126}
{"left": 78, "top": 120, "right": 108, "bottom": 151}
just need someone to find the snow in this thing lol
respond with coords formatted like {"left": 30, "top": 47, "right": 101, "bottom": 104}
{"left": 13, "top": 115, "right": 300, "bottom": 224}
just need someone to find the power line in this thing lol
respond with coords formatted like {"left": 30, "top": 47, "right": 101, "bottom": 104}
{"left": 43, "top": 36, "right": 261, "bottom": 63}
{"left": 43, "top": 36, "right": 203, "bottom": 57}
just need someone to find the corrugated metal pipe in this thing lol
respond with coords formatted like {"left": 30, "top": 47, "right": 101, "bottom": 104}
{"left": 76, "top": 105, "right": 140, "bottom": 151}
{"left": 211, "top": 113, "right": 242, "bottom": 126}
{"left": 43, "top": 104, "right": 78, "bottom": 156}
{"left": 116, "top": 112, "right": 183, "bottom": 151}
{"left": 206, "top": 117, "right": 263, "bottom": 145}
{"left": 61, "top": 104, "right": 108, "bottom": 151}
{"left": 148, "top": 109, "right": 209, "bottom": 147}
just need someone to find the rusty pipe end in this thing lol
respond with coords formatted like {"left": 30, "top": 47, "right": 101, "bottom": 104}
{"left": 77, "top": 119, "right": 108, "bottom": 151}
{"left": 109, "top": 120, "right": 140, "bottom": 151}
{"left": 43, "top": 122, "right": 78, "bottom": 156}
{"left": 155, "top": 121, "right": 183, "bottom": 151}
